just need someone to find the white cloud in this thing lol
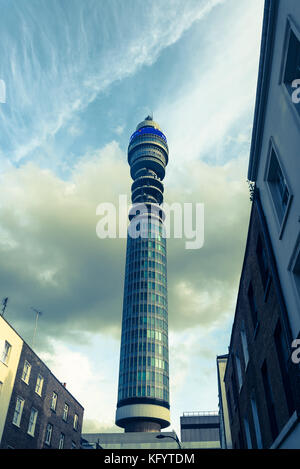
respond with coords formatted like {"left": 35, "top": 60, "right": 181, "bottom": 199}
{"left": 0, "top": 0, "right": 266, "bottom": 439}
{"left": 157, "top": 0, "right": 264, "bottom": 166}
{"left": 39, "top": 335, "right": 121, "bottom": 433}
{"left": 0, "top": 139, "right": 250, "bottom": 436}
{"left": 0, "top": 0, "right": 225, "bottom": 164}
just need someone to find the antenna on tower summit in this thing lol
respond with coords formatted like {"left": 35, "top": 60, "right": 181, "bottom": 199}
{"left": 31, "top": 307, "right": 43, "bottom": 348}
{"left": 1, "top": 297, "right": 8, "bottom": 317}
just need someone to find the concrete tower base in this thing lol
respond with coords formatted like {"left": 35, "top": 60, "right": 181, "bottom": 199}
{"left": 116, "top": 402, "right": 171, "bottom": 432}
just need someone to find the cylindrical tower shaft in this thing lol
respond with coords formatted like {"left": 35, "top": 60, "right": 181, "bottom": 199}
{"left": 115, "top": 116, "right": 170, "bottom": 432}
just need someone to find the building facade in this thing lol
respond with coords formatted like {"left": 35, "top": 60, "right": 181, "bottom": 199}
{"left": 180, "top": 412, "right": 221, "bottom": 449}
{"left": 223, "top": 0, "right": 300, "bottom": 449}
{"left": 224, "top": 194, "right": 300, "bottom": 449}
{"left": 0, "top": 316, "right": 84, "bottom": 449}
{"left": 248, "top": 0, "right": 300, "bottom": 367}
{"left": 81, "top": 431, "right": 180, "bottom": 449}
{"left": 247, "top": 0, "right": 300, "bottom": 447}
{"left": 0, "top": 317, "right": 23, "bottom": 445}
{"left": 115, "top": 116, "right": 170, "bottom": 432}
{"left": 216, "top": 355, "right": 232, "bottom": 449}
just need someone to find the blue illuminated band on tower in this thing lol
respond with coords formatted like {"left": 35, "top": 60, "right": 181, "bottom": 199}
{"left": 115, "top": 116, "right": 170, "bottom": 433}
{"left": 129, "top": 126, "right": 168, "bottom": 143}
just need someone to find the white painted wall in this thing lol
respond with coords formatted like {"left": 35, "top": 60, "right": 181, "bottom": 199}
{"left": 255, "top": 0, "right": 300, "bottom": 339}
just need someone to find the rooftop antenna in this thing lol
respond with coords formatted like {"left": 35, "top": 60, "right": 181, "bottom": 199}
{"left": 145, "top": 110, "right": 153, "bottom": 121}
{"left": 31, "top": 307, "right": 43, "bottom": 348}
{"left": 1, "top": 297, "right": 8, "bottom": 317}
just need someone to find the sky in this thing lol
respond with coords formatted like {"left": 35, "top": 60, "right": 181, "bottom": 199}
{"left": 0, "top": 0, "right": 265, "bottom": 437}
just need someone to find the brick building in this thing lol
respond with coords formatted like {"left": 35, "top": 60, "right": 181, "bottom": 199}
{"left": 224, "top": 194, "right": 300, "bottom": 449}
{"left": 223, "top": 0, "right": 300, "bottom": 449}
{"left": 0, "top": 316, "right": 84, "bottom": 449}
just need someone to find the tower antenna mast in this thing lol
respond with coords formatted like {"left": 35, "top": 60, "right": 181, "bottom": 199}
{"left": 1, "top": 297, "right": 8, "bottom": 317}
{"left": 31, "top": 307, "right": 43, "bottom": 348}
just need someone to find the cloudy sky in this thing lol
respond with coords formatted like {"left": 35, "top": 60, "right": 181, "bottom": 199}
{"left": 0, "top": 0, "right": 265, "bottom": 436}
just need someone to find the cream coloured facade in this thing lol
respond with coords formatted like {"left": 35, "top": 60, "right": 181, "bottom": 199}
{"left": 0, "top": 316, "right": 23, "bottom": 443}
{"left": 216, "top": 355, "right": 232, "bottom": 449}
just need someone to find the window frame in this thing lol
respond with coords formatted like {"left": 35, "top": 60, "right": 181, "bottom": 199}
{"left": 264, "top": 138, "right": 293, "bottom": 238}
{"left": 250, "top": 391, "right": 263, "bottom": 449}
{"left": 235, "top": 350, "right": 243, "bottom": 392}
{"left": 58, "top": 433, "right": 65, "bottom": 449}
{"left": 240, "top": 320, "right": 250, "bottom": 370}
{"left": 50, "top": 391, "right": 58, "bottom": 411}
{"left": 247, "top": 282, "right": 259, "bottom": 334}
{"left": 62, "top": 403, "right": 69, "bottom": 422}
{"left": 288, "top": 234, "right": 300, "bottom": 311}
{"left": 256, "top": 235, "right": 271, "bottom": 296}
{"left": 45, "top": 423, "right": 53, "bottom": 446}
{"left": 73, "top": 413, "right": 79, "bottom": 431}
{"left": 261, "top": 360, "right": 278, "bottom": 440}
{"left": 21, "top": 360, "right": 32, "bottom": 385}
{"left": 27, "top": 408, "right": 38, "bottom": 437}
{"left": 279, "top": 16, "right": 300, "bottom": 122}
{"left": 12, "top": 396, "right": 25, "bottom": 427}
{"left": 35, "top": 374, "right": 44, "bottom": 396}
{"left": 243, "top": 415, "right": 253, "bottom": 449}
{"left": 1, "top": 340, "right": 11, "bottom": 365}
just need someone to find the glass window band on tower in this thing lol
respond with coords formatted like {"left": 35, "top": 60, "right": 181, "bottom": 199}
{"left": 115, "top": 116, "right": 170, "bottom": 433}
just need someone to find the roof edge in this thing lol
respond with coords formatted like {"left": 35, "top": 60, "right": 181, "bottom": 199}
{"left": 248, "top": 0, "right": 279, "bottom": 181}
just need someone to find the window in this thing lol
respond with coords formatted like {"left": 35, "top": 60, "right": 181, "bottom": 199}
{"left": 265, "top": 144, "right": 292, "bottom": 231}
{"left": 281, "top": 18, "right": 300, "bottom": 112}
{"left": 248, "top": 283, "right": 258, "bottom": 329}
{"left": 63, "top": 403, "right": 69, "bottom": 422}
{"left": 261, "top": 361, "right": 278, "bottom": 440}
{"left": 290, "top": 242, "right": 300, "bottom": 307}
{"left": 58, "top": 433, "right": 65, "bottom": 449}
{"left": 45, "top": 423, "right": 53, "bottom": 445}
{"left": 35, "top": 374, "right": 44, "bottom": 396}
{"left": 243, "top": 417, "right": 252, "bottom": 449}
{"left": 235, "top": 352, "right": 243, "bottom": 391}
{"left": 12, "top": 397, "right": 25, "bottom": 427}
{"left": 240, "top": 321, "right": 249, "bottom": 368}
{"left": 73, "top": 413, "right": 79, "bottom": 431}
{"left": 27, "top": 408, "right": 38, "bottom": 436}
{"left": 250, "top": 392, "right": 263, "bottom": 449}
{"left": 231, "top": 373, "right": 238, "bottom": 409}
{"left": 274, "top": 322, "right": 294, "bottom": 416}
{"left": 256, "top": 236, "right": 270, "bottom": 291}
{"left": 226, "top": 388, "right": 233, "bottom": 422}
{"left": 1, "top": 341, "right": 11, "bottom": 365}
{"left": 50, "top": 392, "right": 58, "bottom": 411}
{"left": 21, "top": 360, "right": 31, "bottom": 384}
{"left": 238, "top": 430, "right": 245, "bottom": 449}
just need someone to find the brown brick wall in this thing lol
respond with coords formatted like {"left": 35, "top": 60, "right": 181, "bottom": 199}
{"left": 224, "top": 197, "right": 300, "bottom": 449}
